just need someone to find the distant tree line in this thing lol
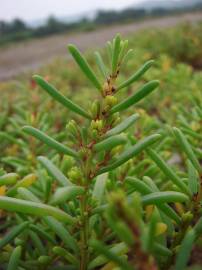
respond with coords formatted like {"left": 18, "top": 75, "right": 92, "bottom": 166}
{"left": 0, "top": 4, "right": 202, "bottom": 46}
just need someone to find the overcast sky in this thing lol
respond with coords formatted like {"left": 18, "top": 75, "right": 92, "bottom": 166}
{"left": 0, "top": 0, "right": 149, "bottom": 22}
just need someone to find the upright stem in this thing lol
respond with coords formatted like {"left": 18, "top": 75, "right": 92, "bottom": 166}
{"left": 80, "top": 190, "right": 89, "bottom": 270}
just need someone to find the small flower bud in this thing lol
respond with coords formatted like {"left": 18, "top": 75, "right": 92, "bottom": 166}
{"left": 90, "top": 100, "right": 100, "bottom": 119}
{"left": 105, "top": 95, "right": 118, "bottom": 107}
{"left": 66, "top": 120, "right": 79, "bottom": 137}
{"left": 68, "top": 166, "right": 83, "bottom": 183}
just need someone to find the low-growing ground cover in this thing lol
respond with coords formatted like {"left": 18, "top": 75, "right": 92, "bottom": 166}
{"left": 0, "top": 21, "right": 201, "bottom": 269}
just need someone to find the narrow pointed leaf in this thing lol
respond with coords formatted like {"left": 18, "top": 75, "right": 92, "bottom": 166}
{"left": 117, "top": 60, "right": 154, "bottom": 90}
{"left": 126, "top": 177, "right": 152, "bottom": 195}
{"left": 187, "top": 160, "right": 199, "bottom": 195}
{"left": 17, "top": 187, "right": 41, "bottom": 203}
{"left": 146, "top": 148, "right": 191, "bottom": 196}
{"left": 29, "top": 231, "right": 46, "bottom": 255}
{"left": 7, "top": 246, "right": 22, "bottom": 270}
{"left": 0, "top": 173, "right": 18, "bottom": 186}
{"left": 104, "top": 113, "right": 139, "bottom": 137}
{"left": 50, "top": 186, "right": 84, "bottom": 205}
{"left": 29, "top": 224, "right": 56, "bottom": 245}
{"left": 194, "top": 217, "right": 202, "bottom": 238}
{"left": 126, "top": 177, "right": 181, "bottom": 224}
{"left": 142, "top": 191, "right": 189, "bottom": 206}
{"left": 118, "top": 39, "right": 128, "bottom": 63}
{"left": 52, "top": 246, "right": 78, "bottom": 265}
{"left": 92, "top": 173, "right": 108, "bottom": 205}
{"left": 88, "top": 242, "right": 127, "bottom": 269}
{"left": 22, "top": 126, "right": 78, "bottom": 158}
{"left": 68, "top": 44, "right": 102, "bottom": 91}
{"left": 112, "top": 34, "right": 121, "bottom": 74}
{"left": 110, "top": 80, "right": 159, "bottom": 114}
{"left": 95, "top": 51, "right": 108, "bottom": 78}
{"left": 44, "top": 216, "right": 78, "bottom": 253}
{"left": 174, "top": 229, "right": 195, "bottom": 270}
{"left": 153, "top": 243, "right": 172, "bottom": 257}
{"left": 33, "top": 75, "right": 91, "bottom": 119}
{"left": 89, "top": 240, "right": 132, "bottom": 270}
{"left": 145, "top": 210, "right": 158, "bottom": 251}
{"left": 0, "top": 221, "right": 29, "bottom": 249}
{"left": 0, "top": 196, "right": 76, "bottom": 224}
{"left": 97, "top": 134, "right": 161, "bottom": 175}
{"left": 122, "top": 49, "right": 133, "bottom": 66}
{"left": 94, "top": 134, "right": 127, "bottom": 152}
{"left": 37, "top": 156, "right": 72, "bottom": 186}
{"left": 173, "top": 127, "right": 201, "bottom": 172}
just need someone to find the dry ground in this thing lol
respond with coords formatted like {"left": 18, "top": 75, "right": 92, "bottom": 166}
{"left": 0, "top": 12, "right": 202, "bottom": 81}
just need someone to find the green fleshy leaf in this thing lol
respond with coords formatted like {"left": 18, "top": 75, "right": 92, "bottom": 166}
{"left": 0, "top": 196, "right": 76, "bottom": 224}
{"left": 33, "top": 75, "right": 91, "bottom": 119}
{"left": 0, "top": 221, "right": 29, "bottom": 249}
{"left": 7, "top": 246, "right": 22, "bottom": 270}
{"left": 110, "top": 80, "right": 159, "bottom": 114}
{"left": 142, "top": 191, "right": 189, "bottom": 206}
{"left": 117, "top": 60, "right": 154, "bottom": 91}
{"left": 104, "top": 113, "right": 139, "bottom": 137}
{"left": 174, "top": 229, "right": 195, "bottom": 270}
{"left": 97, "top": 134, "right": 161, "bottom": 175}
{"left": 146, "top": 148, "right": 191, "bottom": 196}
{"left": 173, "top": 127, "right": 201, "bottom": 173}
{"left": 94, "top": 134, "right": 127, "bottom": 152}
{"left": 37, "top": 156, "right": 73, "bottom": 186}
{"left": 68, "top": 44, "right": 102, "bottom": 91}
{"left": 22, "top": 126, "right": 78, "bottom": 158}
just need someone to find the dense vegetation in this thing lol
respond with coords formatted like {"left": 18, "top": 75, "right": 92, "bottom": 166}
{"left": 0, "top": 21, "right": 202, "bottom": 269}
{"left": 1, "top": 2, "right": 202, "bottom": 46}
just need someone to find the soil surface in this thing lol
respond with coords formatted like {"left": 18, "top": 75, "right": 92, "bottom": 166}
{"left": 0, "top": 12, "right": 202, "bottom": 81}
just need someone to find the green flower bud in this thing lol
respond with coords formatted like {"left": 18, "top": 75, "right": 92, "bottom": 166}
{"left": 105, "top": 95, "right": 118, "bottom": 107}
{"left": 68, "top": 166, "right": 83, "bottom": 183}
{"left": 90, "top": 119, "right": 103, "bottom": 131}
{"left": 108, "top": 112, "right": 120, "bottom": 126}
{"left": 66, "top": 120, "right": 79, "bottom": 137}
{"left": 182, "top": 211, "right": 193, "bottom": 223}
{"left": 91, "top": 100, "right": 100, "bottom": 119}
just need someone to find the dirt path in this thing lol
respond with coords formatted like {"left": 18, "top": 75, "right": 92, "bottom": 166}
{"left": 0, "top": 12, "right": 201, "bottom": 81}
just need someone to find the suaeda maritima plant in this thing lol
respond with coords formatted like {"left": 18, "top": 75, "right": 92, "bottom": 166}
{"left": 0, "top": 34, "right": 201, "bottom": 270}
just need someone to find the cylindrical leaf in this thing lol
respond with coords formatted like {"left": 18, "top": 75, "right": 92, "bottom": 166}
{"left": 7, "top": 246, "right": 22, "bottom": 270}
{"left": 0, "top": 196, "right": 76, "bottom": 224}
{"left": 44, "top": 216, "right": 78, "bottom": 253}
{"left": 89, "top": 240, "right": 131, "bottom": 270}
{"left": 110, "top": 80, "right": 159, "bottom": 114}
{"left": 174, "top": 229, "right": 195, "bottom": 270}
{"left": 104, "top": 113, "right": 139, "bottom": 138}
{"left": 95, "top": 51, "right": 108, "bottom": 78}
{"left": 0, "top": 173, "right": 18, "bottom": 187}
{"left": 112, "top": 34, "right": 121, "bottom": 75}
{"left": 23, "top": 126, "right": 78, "bottom": 158}
{"left": 97, "top": 134, "right": 161, "bottom": 175}
{"left": 33, "top": 75, "right": 91, "bottom": 119}
{"left": 173, "top": 127, "right": 201, "bottom": 173}
{"left": 146, "top": 148, "right": 191, "bottom": 196}
{"left": 0, "top": 222, "right": 29, "bottom": 249}
{"left": 68, "top": 45, "right": 102, "bottom": 91}
{"left": 37, "top": 156, "right": 72, "bottom": 186}
{"left": 187, "top": 160, "right": 199, "bottom": 195}
{"left": 142, "top": 191, "right": 189, "bottom": 206}
{"left": 50, "top": 186, "right": 84, "bottom": 205}
{"left": 94, "top": 134, "right": 126, "bottom": 152}
{"left": 117, "top": 60, "right": 154, "bottom": 91}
